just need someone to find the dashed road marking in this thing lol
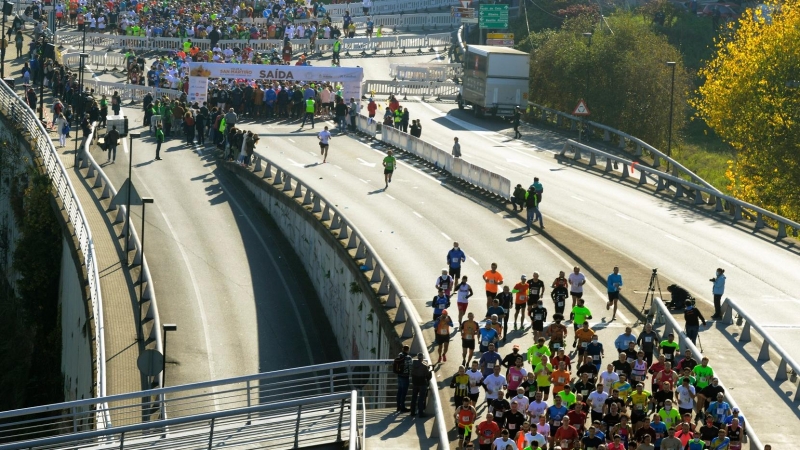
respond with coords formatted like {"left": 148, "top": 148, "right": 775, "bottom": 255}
{"left": 413, "top": 211, "right": 423, "bottom": 218}
{"left": 441, "top": 232, "right": 452, "bottom": 241}
{"left": 469, "top": 257, "right": 480, "bottom": 266}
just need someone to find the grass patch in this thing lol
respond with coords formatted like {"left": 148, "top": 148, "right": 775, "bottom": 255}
{"left": 674, "top": 118, "right": 734, "bottom": 191}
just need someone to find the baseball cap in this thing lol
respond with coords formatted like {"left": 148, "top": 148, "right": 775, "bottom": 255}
{"left": 521, "top": 274, "right": 527, "bottom": 279}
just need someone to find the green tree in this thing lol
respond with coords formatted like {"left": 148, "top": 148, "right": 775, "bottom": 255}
{"left": 692, "top": 0, "right": 800, "bottom": 219}
{"left": 527, "top": 13, "right": 692, "bottom": 148}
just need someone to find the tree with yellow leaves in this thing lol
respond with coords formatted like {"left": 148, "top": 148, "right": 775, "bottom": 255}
{"left": 693, "top": 1, "right": 800, "bottom": 220}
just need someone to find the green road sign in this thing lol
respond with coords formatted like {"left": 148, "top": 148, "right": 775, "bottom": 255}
{"left": 479, "top": 4, "right": 509, "bottom": 28}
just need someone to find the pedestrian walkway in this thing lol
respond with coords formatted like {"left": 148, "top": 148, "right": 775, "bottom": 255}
{"left": 57, "top": 135, "right": 150, "bottom": 405}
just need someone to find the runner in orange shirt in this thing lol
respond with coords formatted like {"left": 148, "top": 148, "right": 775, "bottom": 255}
{"left": 476, "top": 413, "right": 501, "bottom": 450}
{"left": 550, "top": 361, "right": 572, "bottom": 395}
{"left": 482, "top": 263, "right": 504, "bottom": 311}
{"left": 454, "top": 397, "right": 477, "bottom": 450}
{"left": 512, "top": 275, "right": 529, "bottom": 330}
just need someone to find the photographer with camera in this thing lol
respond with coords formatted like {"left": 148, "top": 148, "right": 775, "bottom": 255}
{"left": 709, "top": 268, "right": 726, "bottom": 319}
{"left": 665, "top": 284, "right": 692, "bottom": 310}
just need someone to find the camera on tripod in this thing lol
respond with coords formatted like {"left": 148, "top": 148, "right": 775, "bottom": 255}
{"left": 652, "top": 268, "right": 658, "bottom": 274}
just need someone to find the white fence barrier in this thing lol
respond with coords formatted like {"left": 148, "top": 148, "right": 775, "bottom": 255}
{"left": 373, "top": 124, "right": 510, "bottom": 199}
{"left": 362, "top": 80, "right": 459, "bottom": 100}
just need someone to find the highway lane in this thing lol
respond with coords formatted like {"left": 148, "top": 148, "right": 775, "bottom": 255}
{"left": 92, "top": 108, "right": 341, "bottom": 390}
{"left": 399, "top": 100, "right": 800, "bottom": 350}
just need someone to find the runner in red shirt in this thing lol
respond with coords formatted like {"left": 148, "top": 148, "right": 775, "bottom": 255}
{"left": 553, "top": 415, "right": 579, "bottom": 449}
{"left": 476, "top": 413, "right": 500, "bottom": 450}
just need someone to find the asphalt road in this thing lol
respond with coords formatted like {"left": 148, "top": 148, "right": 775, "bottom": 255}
{"left": 91, "top": 108, "right": 340, "bottom": 389}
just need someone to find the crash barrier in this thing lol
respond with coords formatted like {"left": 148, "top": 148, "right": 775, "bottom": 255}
{"left": 526, "top": 101, "right": 719, "bottom": 193}
{"left": 0, "top": 361, "right": 406, "bottom": 450}
{"left": 721, "top": 297, "right": 800, "bottom": 401}
{"left": 377, "top": 124, "right": 511, "bottom": 199}
{"left": 362, "top": 80, "right": 460, "bottom": 101}
{"left": 560, "top": 139, "right": 800, "bottom": 239}
{"left": 54, "top": 31, "right": 453, "bottom": 58}
{"left": 389, "top": 62, "right": 462, "bottom": 81}
{"left": 285, "top": 0, "right": 458, "bottom": 18}
{"left": 650, "top": 297, "right": 763, "bottom": 449}
{"left": 46, "top": 64, "right": 184, "bottom": 103}
{"left": 356, "top": 114, "right": 378, "bottom": 139}
{"left": 0, "top": 82, "right": 112, "bottom": 430}
{"left": 248, "top": 153, "right": 450, "bottom": 449}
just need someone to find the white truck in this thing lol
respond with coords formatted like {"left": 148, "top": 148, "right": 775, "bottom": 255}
{"left": 456, "top": 45, "right": 530, "bottom": 118}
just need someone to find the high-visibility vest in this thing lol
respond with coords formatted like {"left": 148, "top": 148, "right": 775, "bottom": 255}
{"left": 305, "top": 99, "right": 315, "bottom": 113}
{"left": 333, "top": 40, "right": 341, "bottom": 52}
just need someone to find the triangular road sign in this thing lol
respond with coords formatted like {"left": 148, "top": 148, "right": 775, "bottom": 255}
{"left": 573, "top": 99, "right": 591, "bottom": 116}
{"left": 461, "top": 0, "right": 470, "bottom": 8}
{"left": 111, "top": 178, "right": 143, "bottom": 208}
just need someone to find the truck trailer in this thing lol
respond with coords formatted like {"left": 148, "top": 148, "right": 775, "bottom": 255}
{"left": 457, "top": 45, "right": 530, "bottom": 118}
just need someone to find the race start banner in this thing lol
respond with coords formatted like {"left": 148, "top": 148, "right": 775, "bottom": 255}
{"left": 187, "top": 62, "right": 364, "bottom": 102}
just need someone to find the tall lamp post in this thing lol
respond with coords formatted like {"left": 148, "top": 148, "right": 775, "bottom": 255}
{"left": 162, "top": 323, "right": 177, "bottom": 387}
{"left": 125, "top": 132, "right": 141, "bottom": 251}
{"left": 139, "top": 197, "right": 154, "bottom": 302}
{"left": 579, "top": 32, "right": 592, "bottom": 142}
{"left": 1, "top": 1, "right": 11, "bottom": 80}
{"left": 72, "top": 52, "right": 88, "bottom": 168}
{"left": 666, "top": 61, "right": 677, "bottom": 173}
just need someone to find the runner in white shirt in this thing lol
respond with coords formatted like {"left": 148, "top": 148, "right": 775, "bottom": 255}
{"left": 524, "top": 430, "right": 547, "bottom": 449}
{"left": 317, "top": 126, "right": 332, "bottom": 163}
{"left": 483, "top": 366, "right": 507, "bottom": 404}
{"left": 675, "top": 378, "right": 696, "bottom": 413}
{"left": 526, "top": 393, "right": 548, "bottom": 420}
{"left": 587, "top": 384, "right": 609, "bottom": 423}
{"left": 535, "top": 416, "right": 551, "bottom": 440}
{"left": 568, "top": 266, "right": 586, "bottom": 308}
{"left": 466, "top": 361, "right": 484, "bottom": 404}
{"left": 599, "top": 365, "right": 620, "bottom": 394}
{"left": 492, "top": 432, "right": 518, "bottom": 450}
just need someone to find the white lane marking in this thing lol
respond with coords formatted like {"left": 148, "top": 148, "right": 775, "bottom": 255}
{"left": 413, "top": 211, "right": 423, "bottom": 218}
{"left": 531, "top": 234, "right": 631, "bottom": 324}
{"left": 718, "top": 258, "right": 732, "bottom": 266}
{"left": 664, "top": 234, "right": 681, "bottom": 242}
{"left": 288, "top": 138, "right": 296, "bottom": 143}
{"left": 469, "top": 257, "right": 480, "bottom": 266}
{"left": 308, "top": 151, "right": 316, "bottom": 156}
{"left": 495, "top": 165, "right": 511, "bottom": 172}
{"left": 441, "top": 232, "right": 452, "bottom": 241}
{"left": 286, "top": 158, "right": 305, "bottom": 167}
{"left": 358, "top": 142, "right": 372, "bottom": 149}
{"left": 130, "top": 176, "right": 218, "bottom": 406}
{"left": 357, "top": 157, "right": 376, "bottom": 167}
{"left": 571, "top": 196, "right": 585, "bottom": 202}
{"left": 506, "top": 158, "right": 532, "bottom": 168}
{"left": 215, "top": 176, "right": 316, "bottom": 364}
{"left": 386, "top": 194, "right": 396, "bottom": 200}
{"left": 615, "top": 213, "right": 632, "bottom": 221}
{"left": 333, "top": 164, "right": 343, "bottom": 170}
{"left": 359, "top": 178, "right": 369, "bottom": 184}
{"left": 431, "top": 140, "right": 444, "bottom": 147}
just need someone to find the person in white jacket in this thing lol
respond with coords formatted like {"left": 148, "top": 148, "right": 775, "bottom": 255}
{"left": 54, "top": 113, "right": 69, "bottom": 147}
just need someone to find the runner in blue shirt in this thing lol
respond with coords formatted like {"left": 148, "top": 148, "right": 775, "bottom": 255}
{"left": 431, "top": 288, "right": 450, "bottom": 321}
{"left": 446, "top": 242, "right": 466, "bottom": 281}
{"left": 606, "top": 266, "right": 623, "bottom": 320}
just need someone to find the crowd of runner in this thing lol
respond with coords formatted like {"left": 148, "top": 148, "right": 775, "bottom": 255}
{"left": 395, "top": 251, "right": 748, "bottom": 450}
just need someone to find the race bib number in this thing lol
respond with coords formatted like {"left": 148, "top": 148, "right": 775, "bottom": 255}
{"left": 553, "top": 343, "right": 561, "bottom": 349}
{"left": 558, "top": 301, "right": 564, "bottom": 307}
{"left": 645, "top": 337, "right": 652, "bottom": 343}
{"left": 553, "top": 420, "right": 561, "bottom": 426}
{"left": 717, "top": 408, "right": 725, "bottom": 416}
{"left": 592, "top": 355, "right": 600, "bottom": 361}
{"left": 520, "top": 295, "right": 527, "bottom": 301}
{"left": 512, "top": 376, "right": 520, "bottom": 381}
{"left": 581, "top": 342, "right": 588, "bottom": 348}
{"left": 451, "top": 258, "right": 459, "bottom": 263}
{"left": 495, "top": 411, "right": 503, "bottom": 418}
{"left": 487, "top": 363, "right": 494, "bottom": 369}
{"left": 438, "top": 329, "right": 448, "bottom": 335}
{"left": 557, "top": 377, "right": 565, "bottom": 384}
{"left": 481, "top": 340, "right": 489, "bottom": 347}
{"left": 636, "top": 404, "right": 643, "bottom": 410}
{"left": 534, "top": 314, "right": 542, "bottom": 320}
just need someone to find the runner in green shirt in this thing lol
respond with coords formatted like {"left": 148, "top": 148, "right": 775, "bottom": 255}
{"left": 570, "top": 298, "right": 592, "bottom": 346}
{"left": 692, "top": 358, "right": 713, "bottom": 389}
{"left": 382, "top": 150, "right": 396, "bottom": 188}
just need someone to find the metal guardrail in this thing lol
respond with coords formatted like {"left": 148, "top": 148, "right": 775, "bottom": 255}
{"left": 721, "top": 297, "right": 800, "bottom": 401}
{"left": 348, "top": 390, "right": 359, "bottom": 450}
{"left": 0, "top": 360, "right": 393, "bottom": 450}
{"left": 560, "top": 139, "right": 800, "bottom": 239}
{"left": 389, "top": 63, "right": 462, "bottom": 82}
{"left": 362, "top": 79, "right": 460, "bottom": 100}
{"left": 0, "top": 81, "right": 111, "bottom": 430}
{"left": 248, "top": 154, "right": 451, "bottom": 449}
{"left": 526, "top": 102, "right": 720, "bottom": 193}
{"left": 649, "top": 297, "right": 764, "bottom": 450}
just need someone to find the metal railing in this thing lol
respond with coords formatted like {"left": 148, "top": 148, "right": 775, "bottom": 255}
{"left": 0, "top": 80, "right": 110, "bottom": 430}
{"left": 362, "top": 79, "right": 460, "bottom": 100}
{"left": 0, "top": 360, "right": 395, "bottom": 450}
{"left": 525, "top": 102, "right": 720, "bottom": 193}
{"left": 249, "top": 154, "right": 451, "bottom": 449}
{"left": 78, "top": 124, "right": 166, "bottom": 418}
{"left": 721, "top": 297, "right": 800, "bottom": 401}
{"left": 560, "top": 139, "right": 800, "bottom": 239}
{"left": 649, "top": 297, "right": 764, "bottom": 449}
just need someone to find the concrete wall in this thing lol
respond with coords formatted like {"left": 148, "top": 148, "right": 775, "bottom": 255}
{"left": 227, "top": 164, "right": 396, "bottom": 360}
{"left": 59, "top": 235, "right": 93, "bottom": 402}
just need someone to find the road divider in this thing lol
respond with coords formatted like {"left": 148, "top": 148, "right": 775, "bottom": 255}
{"left": 233, "top": 154, "right": 450, "bottom": 449}
{"left": 360, "top": 117, "right": 511, "bottom": 200}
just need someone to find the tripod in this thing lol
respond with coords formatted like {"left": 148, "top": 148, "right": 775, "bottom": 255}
{"left": 642, "top": 268, "right": 663, "bottom": 319}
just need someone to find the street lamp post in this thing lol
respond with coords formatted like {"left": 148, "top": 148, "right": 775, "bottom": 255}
{"left": 38, "top": 36, "right": 47, "bottom": 121}
{"left": 73, "top": 53, "right": 88, "bottom": 168}
{"left": 125, "top": 132, "right": 141, "bottom": 252}
{"left": 162, "top": 323, "right": 177, "bottom": 387}
{"left": 1, "top": 1, "right": 10, "bottom": 80}
{"left": 139, "top": 197, "right": 154, "bottom": 302}
{"left": 580, "top": 32, "right": 592, "bottom": 142}
{"left": 666, "top": 61, "right": 677, "bottom": 173}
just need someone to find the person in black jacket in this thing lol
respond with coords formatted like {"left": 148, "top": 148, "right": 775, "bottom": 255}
{"left": 511, "top": 184, "right": 526, "bottom": 211}
{"left": 409, "top": 353, "right": 432, "bottom": 417}
{"left": 683, "top": 304, "right": 707, "bottom": 344}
